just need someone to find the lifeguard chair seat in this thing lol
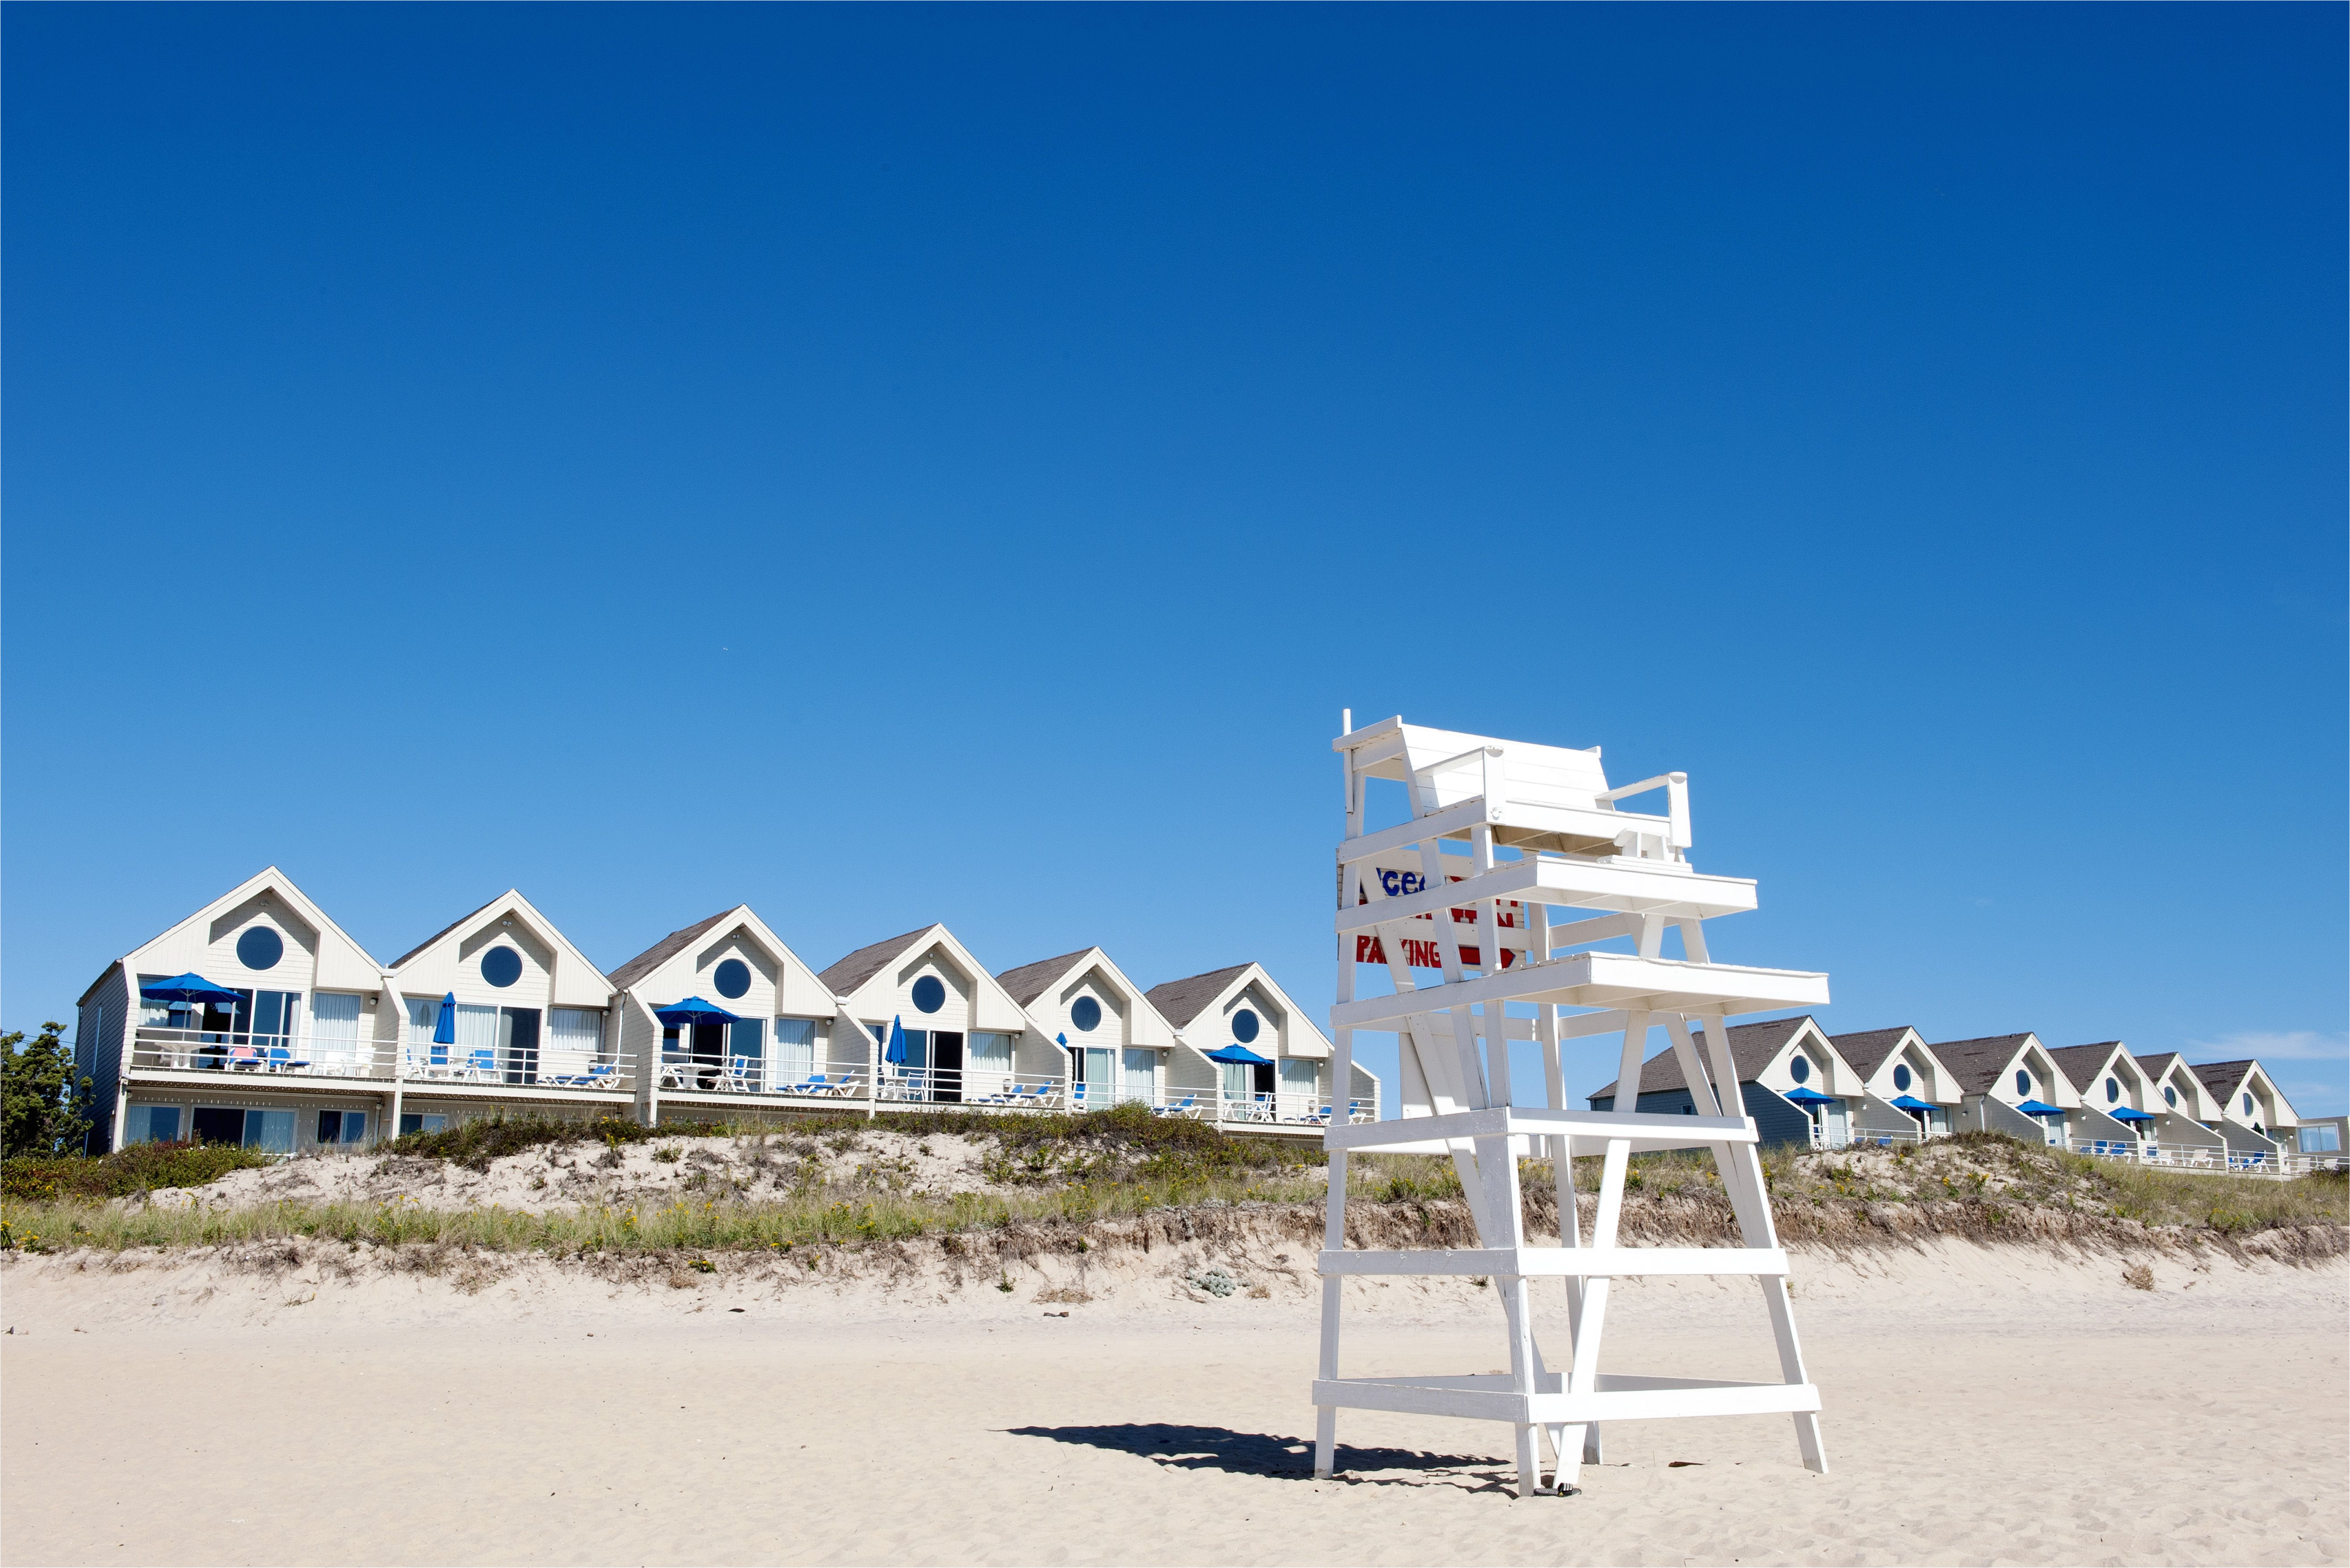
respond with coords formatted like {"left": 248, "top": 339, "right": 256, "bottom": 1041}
{"left": 1340, "top": 717, "right": 1691, "bottom": 862}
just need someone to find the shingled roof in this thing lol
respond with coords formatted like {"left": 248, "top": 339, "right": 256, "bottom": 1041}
{"left": 816, "top": 927, "right": 936, "bottom": 997}
{"left": 1591, "top": 1016, "right": 1812, "bottom": 1100}
{"left": 995, "top": 950, "right": 1094, "bottom": 1009}
{"left": 2190, "top": 1059, "right": 2256, "bottom": 1099}
{"left": 2046, "top": 1041, "right": 2128, "bottom": 1094}
{"left": 1143, "top": 965, "right": 1253, "bottom": 1029}
{"left": 605, "top": 910, "right": 733, "bottom": 992}
{"left": 1924, "top": 1033, "right": 2037, "bottom": 1095}
{"left": 388, "top": 895, "right": 503, "bottom": 971}
{"left": 1826, "top": 1027, "right": 1915, "bottom": 1078}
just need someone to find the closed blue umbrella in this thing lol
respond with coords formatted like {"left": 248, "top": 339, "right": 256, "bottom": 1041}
{"left": 433, "top": 992, "right": 458, "bottom": 1047}
{"left": 885, "top": 1016, "right": 909, "bottom": 1066}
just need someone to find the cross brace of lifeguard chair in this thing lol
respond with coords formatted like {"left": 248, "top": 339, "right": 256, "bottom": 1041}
{"left": 1312, "top": 717, "right": 1831, "bottom": 1496}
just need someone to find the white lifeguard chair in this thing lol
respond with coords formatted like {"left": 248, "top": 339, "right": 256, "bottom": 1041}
{"left": 1313, "top": 716, "right": 1831, "bottom": 1496}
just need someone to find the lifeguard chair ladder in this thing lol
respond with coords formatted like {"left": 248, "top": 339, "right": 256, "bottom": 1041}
{"left": 1313, "top": 716, "right": 1831, "bottom": 1496}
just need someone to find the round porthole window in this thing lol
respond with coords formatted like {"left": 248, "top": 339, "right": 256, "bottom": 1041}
{"left": 1231, "top": 1008, "right": 1260, "bottom": 1044}
{"left": 482, "top": 946, "right": 523, "bottom": 988}
{"left": 1790, "top": 1055, "right": 1811, "bottom": 1084}
{"left": 911, "top": 975, "right": 945, "bottom": 1014}
{"left": 236, "top": 927, "right": 283, "bottom": 971}
{"left": 1070, "top": 996, "right": 1102, "bottom": 1033}
{"left": 714, "top": 959, "right": 751, "bottom": 1000}
{"left": 2105, "top": 1076, "right": 2120, "bottom": 1103}
{"left": 2015, "top": 1069, "right": 2032, "bottom": 1097}
{"left": 2164, "top": 1085, "right": 2177, "bottom": 1107}
{"left": 1892, "top": 1064, "right": 1911, "bottom": 1092}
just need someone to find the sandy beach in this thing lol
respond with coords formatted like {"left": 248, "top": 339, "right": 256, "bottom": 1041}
{"left": 3, "top": 1236, "right": 2342, "bottom": 1567}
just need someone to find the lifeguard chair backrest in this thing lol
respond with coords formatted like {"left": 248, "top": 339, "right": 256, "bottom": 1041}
{"left": 1345, "top": 720, "right": 1609, "bottom": 814}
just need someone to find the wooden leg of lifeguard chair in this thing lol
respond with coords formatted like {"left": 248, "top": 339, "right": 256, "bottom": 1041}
{"left": 1717, "top": 1138, "right": 1828, "bottom": 1475}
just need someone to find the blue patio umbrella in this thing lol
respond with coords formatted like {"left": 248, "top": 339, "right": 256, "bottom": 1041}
{"left": 2016, "top": 1099, "right": 2067, "bottom": 1117}
{"left": 1206, "top": 1045, "right": 1272, "bottom": 1066}
{"left": 1889, "top": 1094, "right": 1937, "bottom": 1112}
{"left": 2108, "top": 1107, "right": 2157, "bottom": 1122}
{"left": 884, "top": 1016, "right": 909, "bottom": 1066}
{"left": 433, "top": 992, "right": 458, "bottom": 1046}
{"left": 655, "top": 997, "right": 742, "bottom": 1028}
{"left": 1784, "top": 1086, "right": 1838, "bottom": 1105}
{"left": 139, "top": 973, "right": 245, "bottom": 1005}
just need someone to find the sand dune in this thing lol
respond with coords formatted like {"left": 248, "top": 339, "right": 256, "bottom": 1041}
{"left": 2, "top": 1238, "right": 2342, "bottom": 1566}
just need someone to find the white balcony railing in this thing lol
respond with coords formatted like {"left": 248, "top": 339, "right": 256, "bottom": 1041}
{"left": 132, "top": 1028, "right": 395, "bottom": 1080}
{"left": 656, "top": 1061, "right": 1378, "bottom": 1125}
{"left": 131, "top": 1028, "right": 1385, "bottom": 1128}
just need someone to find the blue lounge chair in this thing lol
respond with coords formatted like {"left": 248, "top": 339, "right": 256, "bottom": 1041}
{"left": 266, "top": 1044, "right": 311, "bottom": 1073}
{"left": 1152, "top": 1094, "right": 1199, "bottom": 1119}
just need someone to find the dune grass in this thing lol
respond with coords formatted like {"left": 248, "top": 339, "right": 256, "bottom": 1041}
{"left": 3, "top": 1125, "right": 2338, "bottom": 1258}
{"left": 0, "top": 1164, "right": 1335, "bottom": 1256}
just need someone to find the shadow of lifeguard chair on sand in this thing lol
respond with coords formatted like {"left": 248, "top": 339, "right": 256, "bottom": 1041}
{"left": 1314, "top": 716, "right": 1830, "bottom": 1497}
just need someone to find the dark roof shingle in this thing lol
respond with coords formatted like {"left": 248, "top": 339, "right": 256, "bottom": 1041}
{"left": 995, "top": 950, "right": 1094, "bottom": 1008}
{"left": 2046, "top": 1042, "right": 2126, "bottom": 1094}
{"left": 1923, "top": 1033, "right": 2037, "bottom": 1095}
{"left": 606, "top": 910, "right": 735, "bottom": 993}
{"left": 816, "top": 927, "right": 936, "bottom": 996}
{"left": 1143, "top": 965, "right": 1253, "bottom": 1029}
{"left": 2190, "top": 1059, "right": 2255, "bottom": 1098}
{"left": 1825, "top": 1027, "right": 1915, "bottom": 1078}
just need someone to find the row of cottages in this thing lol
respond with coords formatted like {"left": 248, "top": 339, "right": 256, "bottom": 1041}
{"left": 74, "top": 868, "right": 1379, "bottom": 1155}
{"left": 1589, "top": 1017, "right": 2319, "bottom": 1170}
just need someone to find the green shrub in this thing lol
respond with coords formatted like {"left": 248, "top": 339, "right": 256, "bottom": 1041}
{"left": 1, "top": 1140, "right": 275, "bottom": 1202}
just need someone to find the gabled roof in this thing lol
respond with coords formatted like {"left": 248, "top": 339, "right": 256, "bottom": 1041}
{"left": 817, "top": 927, "right": 936, "bottom": 996}
{"left": 2135, "top": 1050, "right": 2189, "bottom": 1076}
{"left": 389, "top": 894, "right": 502, "bottom": 971}
{"left": 1144, "top": 964, "right": 1255, "bottom": 1029}
{"left": 2190, "top": 1059, "right": 2256, "bottom": 1098}
{"left": 1593, "top": 1016, "right": 1813, "bottom": 1100}
{"left": 1925, "top": 1033, "right": 2039, "bottom": 1095}
{"left": 385, "top": 890, "right": 612, "bottom": 991}
{"left": 89, "top": 866, "right": 384, "bottom": 1005}
{"left": 996, "top": 950, "right": 1096, "bottom": 1008}
{"left": 1826, "top": 1027, "right": 1917, "bottom": 1078}
{"left": 2047, "top": 1042, "right": 2131, "bottom": 1093}
{"left": 606, "top": 911, "right": 734, "bottom": 992}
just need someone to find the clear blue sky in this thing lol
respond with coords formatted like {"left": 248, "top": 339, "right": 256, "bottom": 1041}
{"left": 5, "top": 5, "right": 2343, "bottom": 1115}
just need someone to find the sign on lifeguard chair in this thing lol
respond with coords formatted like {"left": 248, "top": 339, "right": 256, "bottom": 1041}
{"left": 1313, "top": 715, "right": 1831, "bottom": 1496}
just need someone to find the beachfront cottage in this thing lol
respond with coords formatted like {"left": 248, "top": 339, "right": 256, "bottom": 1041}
{"left": 1586, "top": 1016, "right": 1872, "bottom": 1148}
{"left": 2044, "top": 1042, "right": 2173, "bottom": 1154}
{"left": 382, "top": 891, "right": 618, "bottom": 1134}
{"left": 1927, "top": 1033, "right": 2081, "bottom": 1145}
{"left": 2136, "top": 1050, "right": 2224, "bottom": 1125}
{"left": 603, "top": 906, "right": 855, "bottom": 1124}
{"left": 1143, "top": 962, "right": 1380, "bottom": 1125}
{"left": 1826, "top": 1026, "right": 1963, "bottom": 1138}
{"left": 816, "top": 926, "right": 1068, "bottom": 1106}
{"left": 994, "top": 948, "right": 1218, "bottom": 1114}
{"left": 77, "top": 867, "right": 398, "bottom": 1154}
{"left": 2190, "top": 1060, "right": 2302, "bottom": 1164}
